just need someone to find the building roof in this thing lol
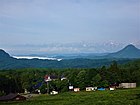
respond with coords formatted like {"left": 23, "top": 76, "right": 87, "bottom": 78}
{"left": 44, "top": 75, "right": 58, "bottom": 80}
{"left": 0, "top": 93, "right": 26, "bottom": 101}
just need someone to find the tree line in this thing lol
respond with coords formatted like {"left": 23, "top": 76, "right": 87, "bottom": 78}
{"left": 0, "top": 59, "right": 140, "bottom": 95}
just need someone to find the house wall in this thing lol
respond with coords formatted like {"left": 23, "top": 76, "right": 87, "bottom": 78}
{"left": 86, "top": 88, "right": 92, "bottom": 91}
{"left": 119, "top": 83, "right": 136, "bottom": 88}
{"left": 86, "top": 87, "right": 94, "bottom": 91}
{"left": 74, "top": 88, "right": 80, "bottom": 92}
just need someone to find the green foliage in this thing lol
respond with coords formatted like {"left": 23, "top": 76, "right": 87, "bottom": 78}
{"left": 0, "top": 91, "right": 5, "bottom": 96}
{"left": 0, "top": 59, "right": 140, "bottom": 95}
{"left": 76, "top": 70, "right": 86, "bottom": 89}
{"left": 39, "top": 83, "right": 47, "bottom": 94}
{"left": 100, "top": 80, "right": 109, "bottom": 87}
{"left": 92, "top": 74, "right": 101, "bottom": 86}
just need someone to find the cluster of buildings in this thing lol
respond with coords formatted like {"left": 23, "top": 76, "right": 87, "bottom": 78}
{"left": 0, "top": 73, "right": 137, "bottom": 101}
{"left": 0, "top": 82, "right": 137, "bottom": 101}
{"left": 69, "top": 83, "right": 137, "bottom": 93}
{"left": 43, "top": 75, "right": 137, "bottom": 94}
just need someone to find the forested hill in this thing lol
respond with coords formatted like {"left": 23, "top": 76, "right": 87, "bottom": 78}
{"left": 0, "top": 49, "right": 132, "bottom": 69}
{"left": 0, "top": 56, "right": 132, "bottom": 70}
{"left": 106, "top": 44, "right": 140, "bottom": 58}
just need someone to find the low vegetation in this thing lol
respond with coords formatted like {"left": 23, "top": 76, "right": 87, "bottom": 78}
{"left": 0, "top": 88, "right": 140, "bottom": 105}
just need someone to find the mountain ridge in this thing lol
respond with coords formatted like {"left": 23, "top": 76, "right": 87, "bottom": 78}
{"left": 0, "top": 49, "right": 11, "bottom": 58}
{"left": 0, "top": 44, "right": 140, "bottom": 59}
{"left": 0, "top": 44, "right": 140, "bottom": 69}
{"left": 106, "top": 44, "right": 140, "bottom": 58}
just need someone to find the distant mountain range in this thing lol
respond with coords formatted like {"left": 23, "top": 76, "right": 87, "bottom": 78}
{"left": 0, "top": 44, "right": 140, "bottom": 69}
{"left": 102, "top": 44, "right": 140, "bottom": 59}
{"left": 55, "top": 44, "right": 140, "bottom": 59}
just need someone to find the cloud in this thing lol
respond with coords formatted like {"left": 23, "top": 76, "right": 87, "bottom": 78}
{"left": 0, "top": 0, "right": 139, "bottom": 54}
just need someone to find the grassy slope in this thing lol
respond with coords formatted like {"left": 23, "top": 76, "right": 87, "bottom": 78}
{"left": 0, "top": 88, "right": 140, "bottom": 105}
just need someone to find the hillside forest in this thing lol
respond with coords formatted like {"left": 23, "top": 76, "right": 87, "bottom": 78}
{"left": 0, "top": 59, "right": 140, "bottom": 96}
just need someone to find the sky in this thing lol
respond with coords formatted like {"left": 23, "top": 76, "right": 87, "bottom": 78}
{"left": 0, "top": 0, "right": 140, "bottom": 55}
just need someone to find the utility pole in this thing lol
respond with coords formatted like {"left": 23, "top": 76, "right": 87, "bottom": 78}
{"left": 44, "top": 75, "right": 51, "bottom": 94}
{"left": 47, "top": 81, "right": 49, "bottom": 94}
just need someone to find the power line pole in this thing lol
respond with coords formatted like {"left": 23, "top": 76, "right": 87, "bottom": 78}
{"left": 47, "top": 81, "right": 49, "bottom": 94}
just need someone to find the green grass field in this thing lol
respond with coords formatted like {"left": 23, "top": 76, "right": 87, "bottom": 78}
{"left": 0, "top": 88, "right": 140, "bottom": 105}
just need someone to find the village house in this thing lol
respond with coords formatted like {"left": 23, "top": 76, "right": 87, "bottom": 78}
{"left": 109, "top": 87, "right": 115, "bottom": 91}
{"left": 0, "top": 93, "right": 26, "bottom": 101}
{"left": 86, "top": 87, "right": 94, "bottom": 91}
{"left": 69, "top": 86, "right": 74, "bottom": 90}
{"left": 74, "top": 88, "right": 80, "bottom": 92}
{"left": 119, "top": 83, "right": 136, "bottom": 88}
{"left": 109, "top": 83, "right": 119, "bottom": 90}
{"left": 50, "top": 91, "right": 58, "bottom": 95}
{"left": 44, "top": 75, "right": 58, "bottom": 82}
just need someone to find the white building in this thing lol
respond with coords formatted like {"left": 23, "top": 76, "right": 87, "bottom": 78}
{"left": 119, "top": 83, "right": 136, "bottom": 88}
{"left": 86, "top": 87, "right": 94, "bottom": 91}
{"left": 50, "top": 91, "right": 58, "bottom": 95}
{"left": 109, "top": 87, "right": 115, "bottom": 91}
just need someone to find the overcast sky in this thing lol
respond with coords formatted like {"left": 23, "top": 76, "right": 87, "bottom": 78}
{"left": 0, "top": 0, "right": 140, "bottom": 54}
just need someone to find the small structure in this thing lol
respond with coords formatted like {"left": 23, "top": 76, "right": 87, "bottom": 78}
{"left": 69, "top": 86, "right": 74, "bottom": 90}
{"left": 98, "top": 87, "right": 105, "bottom": 91}
{"left": 93, "top": 87, "right": 98, "bottom": 90}
{"left": 61, "top": 77, "right": 67, "bottom": 81}
{"left": 24, "top": 89, "right": 30, "bottom": 94}
{"left": 0, "top": 93, "right": 26, "bottom": 101}
{"left": 119, "top": 83, "right": 136, "bottom": 88}
{"left": 74, "top": 88, "right": 80, "bottom": 92}
{"left": 24, "top": 89, "right": 28, "bottom": 94}
{"left": 34, "top": 89, "right": 41, "bottom": 94}
{"left": 50, "top": 91, "right": 58, "bottom": 95}
{"left": 109, "top": 83, "right": 118, "bottom": 90}
{"left": 44, "top": 75, "right": 58, "bottom": 82}
{"left": 86, "top": 87, "right": 94, "bottom": 91}
{"left": 44, "top": 75, "right": 52, "bottom": 82}
{"left": 109, "top": 87, "right": 115, "bottom": 91}
{"left": 37, "top": 89, "right": 41, "bottom": 94}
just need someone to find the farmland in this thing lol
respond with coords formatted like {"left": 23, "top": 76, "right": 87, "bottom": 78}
{"left": 0, "top": 88, "right": 140, "bottom": 105}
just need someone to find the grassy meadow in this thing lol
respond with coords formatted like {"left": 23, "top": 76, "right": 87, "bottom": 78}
{"left": 0, "top": 88, "right": 140, "bottom": 105}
